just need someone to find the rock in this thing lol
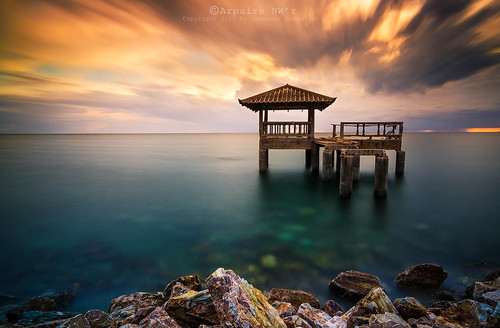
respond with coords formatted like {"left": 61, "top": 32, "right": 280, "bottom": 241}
{"left": 440, "top": 299, "right": 480, "bottom": 328}
{"left": 164, "top": 274, "right": 202, "bottom": 299}
{"left": 322, "top": 300, "right": 345, "bottom": 317}
{"left": 407, "top": 316, "right": 434, "bottom": 327}
{"left": 329, "top": 270, "right": 383, "bottom": 298}
{"left": 475, "top": 302, "right": 495, "bottom": 322}
{"left": 138, "top": 307, "right": 181, "bottom": 328}
{"left": 295, "top": 303, "right": 347, "bottom": 328}
{"left": 369, "top": 313, "right": 410, "bottom": 327}
{"left": 205, "top": 267, "right": 286, "bottom": 328}
{"left": 109, "top": 305, "right": 157, "bottom": 326}
{"left": 483, "top": 270, "right": 500, "bottom": 282}
{"left": 163, "top": 289, "right": 219, "bottom": 325}
{"left": 434, "top": 291, "right": 456, "bottom": 302}
{"left": 267, "top": 288, "right": 320, "bottom": 309}
{"left": 17, "top": 311, "right": 80, "bottom": 325}
{"left": 395, "top": 263, "right": 448, "bottom": 288}
{"left": 32, "top": 319, "right": 69, "bottom": 328}
{"left": 473, "top": 278, "right": 500, "bottom": 306}
{"left": 56, "top": 314, "right": 90, "bottom": 328}
{"left": 393, "top": 297, "right": 427, "bottom": 320}
{"left": 344, "top": 286, "right": 398, "bottom": 325}
{"left": 283, "top": 314, "right": 313, "bottom": 328}
{"left": 108, "top": 292, "right": 167, "bottom": 314}
{"left": 272, "top": 301, "right": 297, "bottom": 318}
{"left": 84, "top": 309, "right": 111, "bottom": 328}
{"left": 481, "top": 289, "right": 500, "bottom": 307}
{"left": 42, "top": 291, "right": 74, "bottom": 308}
{"left": 169, "top": 282, "right": 192, "bottom": 298}
{"left": 6, "top": 296, "right": 57, "bottom": 322}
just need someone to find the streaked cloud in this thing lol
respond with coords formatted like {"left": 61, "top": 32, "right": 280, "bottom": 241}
{"left": 0, "top": 0, "right": 499, "bottom": 133}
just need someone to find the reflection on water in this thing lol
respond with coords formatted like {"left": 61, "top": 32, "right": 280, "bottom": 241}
{"left": 0, "top": 133, "right": 499, "bottom": 311}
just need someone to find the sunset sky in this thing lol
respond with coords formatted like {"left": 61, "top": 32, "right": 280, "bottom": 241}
{"left": 1, "top": 0, "right": 499, "bottom": 133}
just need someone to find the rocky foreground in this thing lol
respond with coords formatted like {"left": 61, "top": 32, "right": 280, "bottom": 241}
{"left": 1, "top": 263, "right": 499, "bottom": 328}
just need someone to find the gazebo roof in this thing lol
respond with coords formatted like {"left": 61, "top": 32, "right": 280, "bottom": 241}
{"left": 238, "top": 84, "right": 336, "bottom": 112}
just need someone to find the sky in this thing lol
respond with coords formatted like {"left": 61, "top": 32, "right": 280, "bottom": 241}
{"left": 1, "top": 0, "right": 499, "bottom": 133}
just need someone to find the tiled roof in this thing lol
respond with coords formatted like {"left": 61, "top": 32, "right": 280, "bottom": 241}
{"left": 239, "top": 84, "right": 336, "bottom": 111}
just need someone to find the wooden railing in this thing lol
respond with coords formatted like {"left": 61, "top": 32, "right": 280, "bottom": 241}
{"left": 332, "top": 122, "right": 403, "bottom": 139}
{"left": 263, "top": 121, "right": 310, "bottom": 136}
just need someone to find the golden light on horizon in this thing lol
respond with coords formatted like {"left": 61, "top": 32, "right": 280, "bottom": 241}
{"left": 466, "top": 128, "right": 500, "bottom": 132}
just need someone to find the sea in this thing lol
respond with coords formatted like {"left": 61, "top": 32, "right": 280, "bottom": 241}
{"left": 0, "top": 133, "right": 499, "bottom": 312}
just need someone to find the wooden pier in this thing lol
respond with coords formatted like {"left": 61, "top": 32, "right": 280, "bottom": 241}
{"left": 239, "top": 84, "right": 406, "bottom": 197}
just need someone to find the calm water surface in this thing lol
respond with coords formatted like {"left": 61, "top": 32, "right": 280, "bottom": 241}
{"left": 0, "top": 133, "right": 499, "bottom": 311}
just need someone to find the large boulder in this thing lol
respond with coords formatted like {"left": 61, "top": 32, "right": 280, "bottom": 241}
{"left": 205, "top": 267, "right": 286, "bottom": 328}
{"left": 329, "top": 270, "right": 383, "bottom": 298}
{"left": 84, "top": 309, "right": 111, "bottom": 328}
{"left": 395, "top": 263, "right": 448, "bottom": 288}
{"left": 393, "top": 297, "right": 427, "bottom": 320}
{"left": 439, "top": 299, "right": 480, "bottom": 328}
{"left": 163, "top": 289, "right": 219, "bottom": 325}
{"left": 267, "top": 288, "right": 320, "bottom": 309}
{"left": 472, "top": 277, "right": 500, "bottom": 306}
{"left": 138, "top": 307, "right": 181, "bottom": 328}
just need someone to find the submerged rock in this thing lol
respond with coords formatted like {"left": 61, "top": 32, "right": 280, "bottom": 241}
{"left": 393, "top": 297, "right": 427, "bottom": 320}
{"left": 267, "top": 288, "right": 320, "bottom": 309}
{"left": 206, "top": 267, "right": 286, "bottom": 328}
{"left": 6, "top": 296, "right": 57, "bottom": 322}
{"left": 395, "top": 263, "right": 448, "bottom": 288}
{"left": 329, "top": 270, "right": 383, "bottom": 298}
{"left": 164, "top": 289, "right": 219, "bottom": 325}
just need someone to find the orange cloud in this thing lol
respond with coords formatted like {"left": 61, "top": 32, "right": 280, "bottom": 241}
{"left": 466, "top": 127, "right": 500, "bottom": 132}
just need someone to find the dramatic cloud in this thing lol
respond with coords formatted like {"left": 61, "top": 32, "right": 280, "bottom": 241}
{"left": 0, "top": 0, "right": 499, "bottom": 133}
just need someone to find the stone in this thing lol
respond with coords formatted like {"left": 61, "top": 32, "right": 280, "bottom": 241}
{"left": 481, "top": 289, "right": 500, "bottom": 307}
{"left": 56, "top": 314, "right": 90, "bottom": 328}
{"left": 483, "top": 270, "right": 500, "bottom": 282}
{"left": 6, "top": 296, "right": 57, "bottom": 322}
{"left": 322, "top": 300, "right": 345, "bottom": 317}
{"left": 472, "top": 278, "right": 500, "bottom": 301}
{"left": 108, "top": 292, "right": 167, "bottom": 314}
{"left": 329, "top": 270, "right": 383, "bottom": 298}
{"left": 32, "top": 319, "right": 69, "bottom": 328}
{"left": 475, "top": 302, "right": 495, "bottom": 322}
{"left": 272, "top": 301, "right": 297, "bottom": 318}
{"left": 369, "top": 313, "right": 410, "bottom": 327}
{"left": 205, "top": 267, "right": 286, "bottom": 328}
{"left": 42, "top": 291, "right": 74, "bottom": 309}
{"left": 164, "top": 274, "right": 202, "bottom": 299}
{"left": 169, "top": 282, "right": 192, "bottom": 298}
{"left": 84, "top": 309, "right": 111, "bottom": 328}
{"left": 267, "top": 288, "right": 320, "bottom": 309}
{"left": 164, "top": 289, "right": 219, "bottom": 325}
{"left": 395, "top": 263, "right": 448, "bottom": 288}
{"left": 393, "top": 297, "right": 427, "bottom": 320}
{"left": 440, "top": 300, "right": 480, "bottom": 328}
{"left": 138, "top": 307, "right": 181, "bottom": 328}
{"left": 283, "top": 314, "right": 313, "bottom": 328}
{"left": 344, "top": 286, "right": 398, "bottom": 325}
{"left": 296, "top": 303, "right": 347, "bottom": 328}
{"left": 18, "top": 311, "right": 80, "bottom": 326}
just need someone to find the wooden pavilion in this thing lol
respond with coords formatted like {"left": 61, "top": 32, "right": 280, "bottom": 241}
{"left": 239, "top": 84, "right": 336, "bottom": 172}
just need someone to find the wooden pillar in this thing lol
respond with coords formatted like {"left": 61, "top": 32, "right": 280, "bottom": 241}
{"left": 311, "top": 143, "right": 320, "bottom": 173}
{"left": 336, "top": 150, "right": 341, "bottom": 175}
{"left": 396, "top": 150, "right": 405, "bottom": 176}
{"left": 308, "top": 108, "right": 315, "bottom": 138}
{"left": 259, "top": 149, "right": 268, "bottom": 172}
{"left": 353, "top": 155, "right": 360, "bottom": 183}
{"left": 322, "top": 148, "right": 333, "bottom": 182}
{"left": 305, "top": 149, "right": 311, "bottom": 168}
{"left": 339, "top": 154, "right": 354, "bottom": 197}
{"left": 374, "top": 155, "right": 389, "bottom": 197}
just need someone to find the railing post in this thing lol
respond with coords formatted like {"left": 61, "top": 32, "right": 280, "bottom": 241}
{"left": 340, "top": 123, "right": 345, "bottom": 138}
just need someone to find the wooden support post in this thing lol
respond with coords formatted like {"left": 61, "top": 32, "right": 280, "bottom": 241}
{"left": 305, "top": 149, "right": 311, "bottom": 168}
{"left": 311, "top": 143, "right": 320, "bottom": 173}
{"left": 322, "top": 148, "right": 333, "bottom": 182}
{"left": 353, "top": 155, "right": 360, "bottom": 183}
{"left": 396, "top": 150, "right": 405, "bottom": 176}
{"left": 374, "top": 155, "right": 389, "bottom": 197}
{"left": 339, "top": 154, "right": 354, "bottom": 197}
{"left": 259, "top": 149, "right": 268, "bottom": 172}
{"left": 336, "top": 150, "right": 341, "bottom": 175}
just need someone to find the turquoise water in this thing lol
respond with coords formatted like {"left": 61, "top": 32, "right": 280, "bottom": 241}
{"left": 0, "top": 133, "right": 499, "bottom": 311}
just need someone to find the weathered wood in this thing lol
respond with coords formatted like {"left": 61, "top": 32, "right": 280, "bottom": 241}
{"left": 336, "top": 150, "right": 341, "bottom": 175}
{"left": 259, "top": 149, "right": 268, "bottom": 172}
{"left": 353, "top": 155, "right": 360, "bottom": 183}
{"left": 396, "top": 150, "right": 405, "bottom": 176}
{"left": 305, "top": 149, "right": 311, "bottom": 168}
{"left": 311, "top": 143, "right": 320, "bottom": 173}
{"left": 339, "top": 155, "right": 354, "bottom": 197}
{"left": 322, "top": 148, "right": 333, "bottom": 182}
{"left": 374, "top": 155, "right": 389, "bottom": 197}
